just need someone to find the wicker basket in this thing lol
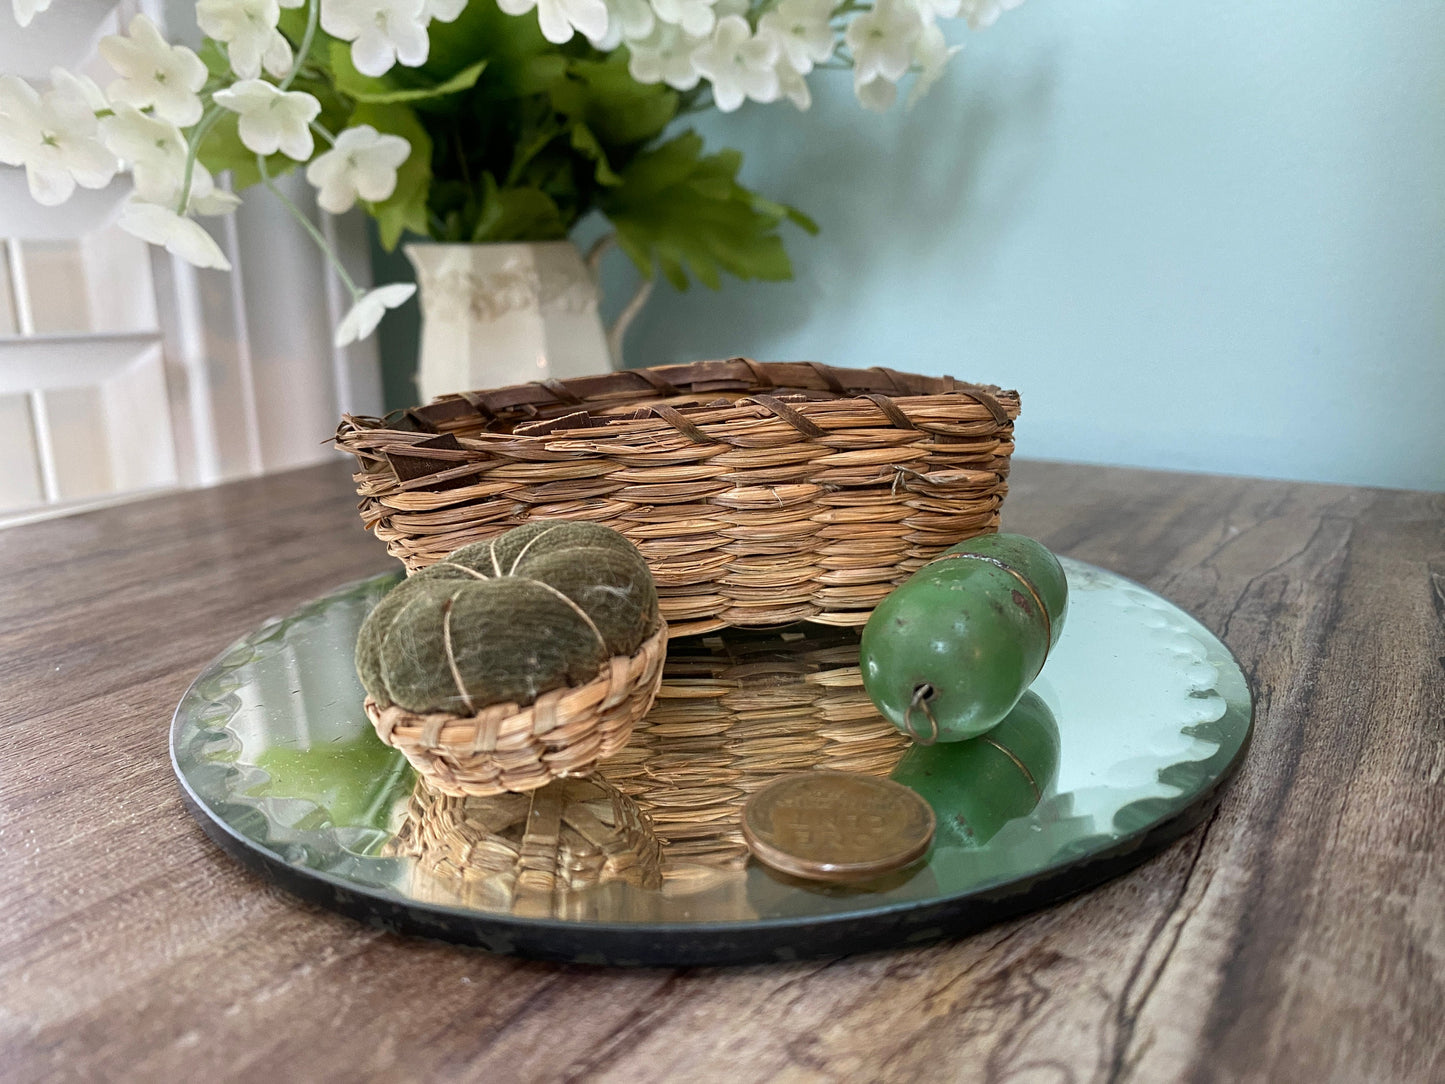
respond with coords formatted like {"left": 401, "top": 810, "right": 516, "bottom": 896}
{"left": 365, "top": 622, "right": 668, "bottom": 796}
{"left": 597, "top": 625, "right": 909, "bottom": 869}
{"left": 336, "top": 358, "right": 1020, "bottom": 638}
{"left": 387, "top": 776, "right": 663, "bottom": 916}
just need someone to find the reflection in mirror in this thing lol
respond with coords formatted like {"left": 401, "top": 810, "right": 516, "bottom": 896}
{"left": 173, "top": 560, "right": 1251, "bottom": 931}
{"left": 893, "top": 689, "right": 1060, "bottom": 850}
{"left": 597, "top": 624, "right": 907, "bottom": 870}
{"left": 388, "top": 777, "right": 662, "bottom": 918}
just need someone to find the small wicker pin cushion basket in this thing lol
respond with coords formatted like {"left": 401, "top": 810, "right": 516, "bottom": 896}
{"left": 335, "top": 358, "right": 1021, "bottom": 638}
{"left": 365, "top": 621, "right": 668, "bottom": 797}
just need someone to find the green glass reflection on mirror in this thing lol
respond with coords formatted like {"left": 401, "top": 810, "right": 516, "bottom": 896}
{"left": 251, "top": 734, "right": 413, "bottom": 832}
{"left": 891, "top": 690, "right": 1060, "bottom": 849}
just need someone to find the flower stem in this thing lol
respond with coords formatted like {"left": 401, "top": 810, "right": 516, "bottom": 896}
{"left": 177, "top": 105, "right": 225, "bottom": 215}
{"left": 256, "top": 154, "right": 362, "bottom": 300}
{"left": 310, "top": 119, "right": 337, "bottom": 146}
{"left": 279, "top": 0, "right": 320, "bottom": 93}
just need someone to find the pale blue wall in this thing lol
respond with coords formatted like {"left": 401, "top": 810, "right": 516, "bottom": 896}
{"left": 601, "top": 0, "right": 1445, "bottom": 492}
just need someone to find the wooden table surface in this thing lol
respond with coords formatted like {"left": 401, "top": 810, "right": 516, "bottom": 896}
{"left": 0, "top": 459, "right": 1440, "bottom": 1083}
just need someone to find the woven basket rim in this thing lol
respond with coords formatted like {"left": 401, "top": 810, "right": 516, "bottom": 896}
{"left": 335, "top": 358, "right": 1019, "bottom": 446}
{"left": 337, "top": 358, "right": 1019, "bottom": 638}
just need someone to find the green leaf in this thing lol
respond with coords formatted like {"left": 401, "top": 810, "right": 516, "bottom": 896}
{"left": 516, "top": 54, "right": 569, "bottom": 95}
{"left": 546, "top": 55, "right": 678, "bottom": 147}
{"left": 331, "top": 42, "right": 487, "bottom": 105}
{"left": 471, "top": 174, "right": 567, "bottom": 242}
{"left": 197, "top": 113, "right": 297, "bottom": 189}
{"left": 421, "top": 0, "right": 549, "bottom": 93}
{"left": 198, "top": 40, "right": 232, "bottom": 82}
{"left": 277, "top": 6, "right": 307, "bottom": 39}
{"left": 599, "top": 130, "right": 810, "bottom": 290}
{"left": 351, "top": 103, "right": 433, "bottom": 250}
{"left": 473, "top": 186, "right": 563, "bottom": 245}
{"left": 505, "top": 113, "right": 567, "bottom": 187}
{"left": 276, "top": 9, "right": 338, "bottom": 67}
{"left": 605, "top": 129, "right": 706, "bottom": 197}
{"left": 779, "top": 203, "right": 821, "bottom": 235}
{"left": 569, "top": 122, "right": 621, "bottom": 186}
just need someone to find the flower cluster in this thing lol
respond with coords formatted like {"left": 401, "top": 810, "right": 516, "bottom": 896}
{"left": 1, "top": 0, "right": 1021, "bottom": 344}
{"left": 1, "top": 5, "right": 418, "bottom": 341}
{"left": 512, "top": 0, "right": 1017, "bottom": 113}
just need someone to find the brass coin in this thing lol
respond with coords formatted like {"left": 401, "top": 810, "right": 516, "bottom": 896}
{"left": 741, "top": 771, "right": 936, "bottom": 883}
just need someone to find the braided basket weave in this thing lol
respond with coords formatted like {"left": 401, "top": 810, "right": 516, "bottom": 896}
{"left": 388, "top": 776, "right": 663, "bottom": 915}
{"left": 335, "top": 358, "right": 1020, "bottom": 638}
{"left": 365, "top": 622, "right": 668, "bottom": 796}
{"left": 597, "top": 625, "right": 909, "bottom": 869}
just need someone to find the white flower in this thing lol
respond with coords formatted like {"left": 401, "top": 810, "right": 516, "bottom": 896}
{"left": 611, "top": 0, "right": 656, "bottom": 38}
{"left": 99, "top": 105, "right": 188, "bottom": 203}
{"left": 758, "top": 0, "right": 834, "bottom": 76}
{"left": 322, "top": 0, "right": 432, "bottom": 76}
{"left": 95, "top": 106, "right": 240, "bottom": 215}
{"left": 846, "top": 0, "right": 922, "bottom": 87}
{"left": 179, "top": 165, "right": 243, "bottom": 216}
{"left": 335, "top": 283, "right": 416, "bottom": 347}
{"left": 587, "top": 0, "right": 654, "bottom": 50}
{"left": 911, "top": 0, "right": 961, "bottom": 19}
{"left": 98, "top": 15, "right": 209, "bottom": 127}
{"left": 625, "top": 22, "right": 706, "bottom": 90}
{"left": 906, "top": 22, "right": 961, "bottom": 108}
{"left": 196, "top": 0, "right": 293, "bottom": 80}
{"left": 118, "top": 200, "right": 232, "bottom": 271}
{"left": 213, "top": 79, "right": 321, "bottom": 161}
{"left": 853, "top": 73, "right": 897, "bottom": 112}
{"left": 497, "top": 0, "right": 608, "bottom": 46}
{"left": 957, "top": 0, "right": 1023, "bottom": 30}
{"left": 691, "top": 15, "right": 780, "bottom": 113}
{"left": 305, "top": 124, "right": 411, "bottom": 213}
{"left": 11, "top": 0, "right": 54, "bottom": 28}
{"left": 0, "top": 71, "right": 118, "bottom": 206}
{"left": 98, "top": 106, "right": 187, "bottom": 172}
{"left": 422, "top": 0, "right": 467, "bottom": 19}
{"left": 775, "top": 57, "right": 811, "bottom": 110}
{"left": 652, "top": 0, "right": 716, "bottom": 38}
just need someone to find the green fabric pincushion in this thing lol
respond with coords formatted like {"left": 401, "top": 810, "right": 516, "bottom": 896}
{"left": 356, "top": 522, "right": 659, "bottom": 715}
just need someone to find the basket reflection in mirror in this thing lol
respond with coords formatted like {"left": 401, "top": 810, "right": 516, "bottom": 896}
{"left": 387, "top": 775, "right": 663, "bottom": 918}
{"left": 600, "top": 626, "right": 910, "bottom": 869}
{"left": 388, "top": 625, "right": 913, "bottom": 912}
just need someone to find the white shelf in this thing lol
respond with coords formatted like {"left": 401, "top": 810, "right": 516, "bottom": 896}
{"left": 0, "top": 331, "right": 163, "bottom": 394}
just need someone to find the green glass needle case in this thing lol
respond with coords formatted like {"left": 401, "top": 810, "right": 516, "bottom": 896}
{"left": 860, "top": 533, "right": 1069, "bottom": 743}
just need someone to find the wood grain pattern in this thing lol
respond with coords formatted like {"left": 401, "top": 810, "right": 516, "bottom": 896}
{"left": 0, "top": 460, "right": 1440, "bottom": 1083}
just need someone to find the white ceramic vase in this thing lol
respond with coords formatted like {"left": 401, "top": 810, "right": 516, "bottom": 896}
{"left": 405, "top": 239, "right": 649, "bottom": 403}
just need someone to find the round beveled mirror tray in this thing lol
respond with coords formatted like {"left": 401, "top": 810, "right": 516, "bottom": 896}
{"left": 170, "top": 558, "right": 1252, "bottom": 966}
